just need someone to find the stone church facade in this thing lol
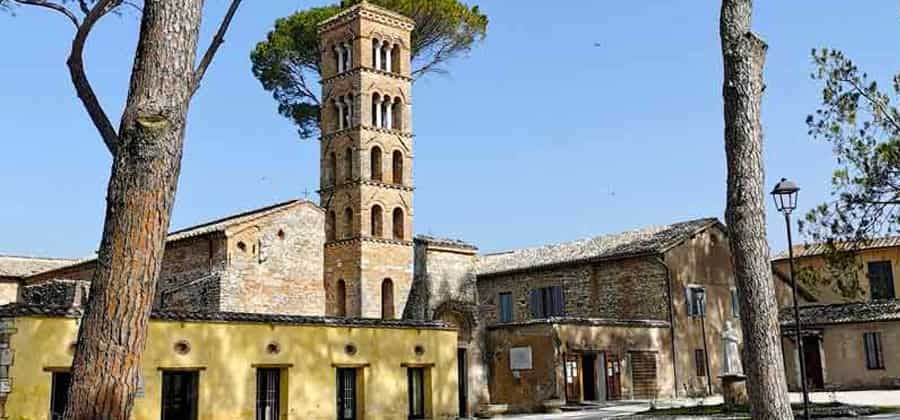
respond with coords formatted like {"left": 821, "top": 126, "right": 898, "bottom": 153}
{"left": 1, "top": 2, "right": 749, "bottom": 417}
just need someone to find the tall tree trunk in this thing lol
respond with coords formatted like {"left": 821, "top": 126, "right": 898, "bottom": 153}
{"left": 63, "top": 0, "right": 202, "bottom": 417}
{"left": 720, "top": 1, "right": 793, "bottom": 419}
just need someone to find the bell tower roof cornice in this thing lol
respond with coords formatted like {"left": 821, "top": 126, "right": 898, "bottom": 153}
{"left": 318, "top": 1, "right": 415, "bottom": 34}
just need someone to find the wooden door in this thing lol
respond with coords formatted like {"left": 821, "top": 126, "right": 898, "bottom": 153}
{"left": 564, "top": 353, "right": 581, "bottom": 402}
{"left": 605, "top": 355, "right": 622, "bottom": 401}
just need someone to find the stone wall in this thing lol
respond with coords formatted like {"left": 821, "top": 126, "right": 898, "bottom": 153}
{"left": 405, "top": 237, "right": 478, "bottom": 320}
{"left": 405, "top": 236, "right": 487, "bottom": 415}
{"left": 476, "top": 256, "right": 670, "bottom": 325}
{"left": 21, "top": 279, "right": 89, "bottom": 307}
{"left": 220, "top": 203, "right": 325, "bottom": 316}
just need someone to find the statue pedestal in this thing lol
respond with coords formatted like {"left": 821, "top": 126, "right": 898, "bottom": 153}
{"left": 719, "top": 374, "right": 748, "bottom": 409}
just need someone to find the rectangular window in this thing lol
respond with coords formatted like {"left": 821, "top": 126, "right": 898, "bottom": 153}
{"left": 407, "top": 367, "right": 426, "bottom": 419}
{"left": 730, "top": 287, "right": 740, "bottom": 318}
{"left": 256, "top": 368, "right": 282, "bottom": 420}
{"left": 686, "top": 286, "right": 707, "bottom": 317}
{"left": 868, "top": 261, "right": 895, "bottom": 300}
{"left": 530, "top": 286, "right": 564, "bottom": 319}
{"left": 499, "top": 292, "right": 513, "bottom": 322}
{"left": 161, "top": 370, "right": 199, "bottom": 420}
{"left": 336, "top": 368, "right": 357, "bottom": 420}
{"left": 694, "top": 349, "right": 707, "bottom": 377}
{"left": 864, "top": 332, "right": 885, "bottom": 370}
{"left": 50, "top": 371, "right": 72, "bottom": 420}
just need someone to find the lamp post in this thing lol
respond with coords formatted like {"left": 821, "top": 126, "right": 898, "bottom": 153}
{"left": 771, "top": 177, "right": 809, "bottom": 420}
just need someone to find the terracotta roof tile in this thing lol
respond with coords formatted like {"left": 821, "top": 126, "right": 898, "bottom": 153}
{"left": 772, "top": 236, "right": 900, "bottom": 261}
{"left": 0, "top": 303, "right": 452, "bottom": 330}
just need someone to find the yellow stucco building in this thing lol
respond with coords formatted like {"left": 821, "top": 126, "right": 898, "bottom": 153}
{"left": 773, "top": 238, "right": 900, "bottom": 391}
{"left": 1, "top": 306, "right": 459, "bottom": 420}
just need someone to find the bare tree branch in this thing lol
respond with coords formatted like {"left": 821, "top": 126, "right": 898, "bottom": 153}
{"left": 77, "top": 0, "right": 89, "bottom": 15}
{"left": 67, "top": 0, "right": 121, "bottom": 156}
{"left": 13, "top": 0, "right": 79, "bottom": 27}
{"left": 193, "top": 0, "right": 242, "bottom": 92}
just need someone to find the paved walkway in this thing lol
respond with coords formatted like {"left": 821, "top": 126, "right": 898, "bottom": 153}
{"left": 496, "top": 390, "right": 900, "bottom": 419}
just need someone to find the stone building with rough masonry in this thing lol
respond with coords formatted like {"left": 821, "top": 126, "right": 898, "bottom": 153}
{"left": 19, "top": 199, "right": 326, "bottom": 315}
{"left": 773, "top": 239, "right": 900, "bottom": 392}
{"left": 0, "top": 2, "right": 761, "bottom": 418}
{"left": 474, "top": 218, "right": 739, "bottom": 412}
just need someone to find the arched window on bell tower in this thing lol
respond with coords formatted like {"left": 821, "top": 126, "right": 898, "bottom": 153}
{"left": 344, "top": 147, "right": 353, "bottom": 181}
{"left": 333, "top": 44, "right": 342, "bottom": 74}
{"left": 327, "top": 210, "right": 336, "bottom": 241}
{"left": 391, "top": 44, "right": 401, "bottom": 74}
{"left": 370, "top": 146, "right": 383, "bottom": 181}
{"left": 333, "top": 98, "right": 343, "bottom": 132}
{"left": 391, "top": 97, "right": 402, "bottom": 131}
{"left": 380, "top": 95, "right": 391, "bottom": 129}
{"left": 336, "top": 279, "right": 347, "bottom": 317}
{"left": 381, "top": 278, "right": 394, "bottom": 319}
{"left": 392, "top": 151, "right": 403, "bottom": 185}
{"left": 343, "top": 93, "right": 353, "bottom": 129}
{"left": 371, "top": 93, "right": 381, "bottom": 127}
{"left": 372, "top": 38, "right": 381, "bottom": 69}
{"left": 392, "top": 207, "right": 404, "bottom": 240}
{"left": 328, "top": 152, "right": 337, "bottom": 186}
{"left": 380, "top": 40, "right": 389, "bottom": 71}
{"left": 342, "top": 42, "right": 351, "bottom": 72}
{"left": 371, "top": 205, "right": 383, "bottom": 237}
{"left": 343, "top": 207, "right": 353, "bottom": 239}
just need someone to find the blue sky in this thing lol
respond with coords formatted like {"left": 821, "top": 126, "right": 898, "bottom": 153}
{"left": 1, "top": 1, "right": 898, "bottom": 258}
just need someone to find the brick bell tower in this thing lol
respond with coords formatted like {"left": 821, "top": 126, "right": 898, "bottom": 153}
{"left": 318, "top": 2, "right": 415, "bottom": 318}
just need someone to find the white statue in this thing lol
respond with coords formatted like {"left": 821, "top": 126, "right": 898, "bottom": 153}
{"left": 721, "top": 321, "right": 743, "bottom": 377}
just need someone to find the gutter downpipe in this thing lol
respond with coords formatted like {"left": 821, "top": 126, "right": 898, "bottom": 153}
{"left": 653, "top": 255, "right": 679, "bottom": 399}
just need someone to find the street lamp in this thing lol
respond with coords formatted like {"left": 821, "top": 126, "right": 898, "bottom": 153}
{"left": 771, "top": 177, "right": 809, "bottom": 420}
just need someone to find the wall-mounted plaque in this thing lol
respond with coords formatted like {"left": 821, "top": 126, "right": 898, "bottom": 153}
{"left": 509, "top": 346, "right": 532, "bottom": 370}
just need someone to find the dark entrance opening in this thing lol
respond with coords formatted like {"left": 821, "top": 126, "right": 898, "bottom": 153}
{"left": 581, "top": 353, "right": 598, "bottom": 401}
{"left": 408, "top": 367, "right": 426, "bottom": 419}
{"left": 161, "top": 370, "right": 199, "bottom": 420}
{"left": 802, "top": 336, "right": 824, "bottom": 390}
{"left": 50, "top": 371, "right": 72, "bottom": 420}
{"left": 457, "top": 348, "right": 468, "bottom": 417}
{"left": 336, "top": 368, "right": 357, "bottom": 420}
